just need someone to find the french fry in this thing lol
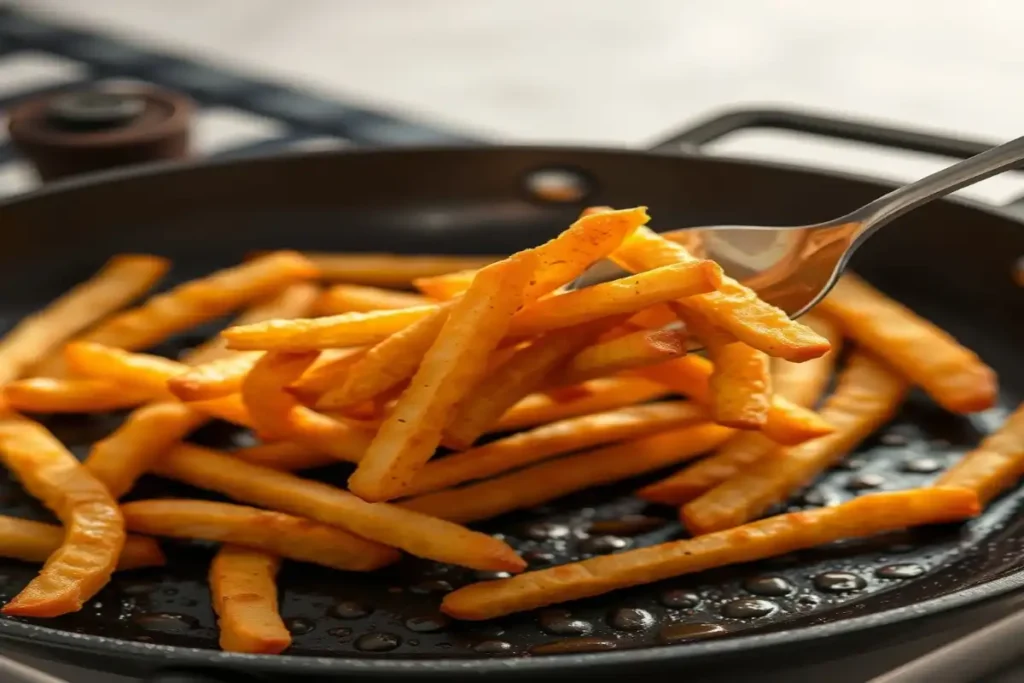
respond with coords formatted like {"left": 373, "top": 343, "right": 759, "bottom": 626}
{"left": 153, "top": 444, "right": 525, "bottom": 572}
{"left": 413, "top": 207, "right": 650, "bottom": 301}
{"left": 555, "top": 327, "right": 689, "bottom": 386}
{"left": 402, "top": 423, "right": 734, "bottom": 524}
{"left": 181, "top": 282, "right": 321, "bottom": 365}
{"left": 223, "top": 305, "right": 439, "bottom": 352}
{"left": 935, "top": 402, "right": 1024, "bottom": 506}
{"left": 0, "top": 255, "right": 168, "bottom": 383}
{"left": 0, "top": 418, "right": 125, "bottom": 617}
{"left": 121, "top": 499, "right": 399, "bottom": 571}
{"left": 627, "top": 303, "right": 679, "bottom": 330}
{"left": 677, "top": 305, "right": 770, "bottom": 429}
{"left": 85, "top": 402, "right": 207, "bottom": 499}
{"left": 299, "top": 252, "right": 498, "bottom": 286}
{"left": 505, "top": 260, "right": 722, "bottom": 338}
{"left": 442, "top": 322, "right": 613, "bottom": 450}
{"left": 167, "top": 352, "right": 261, "bottom": 402}
{"left": 610, "top": 226, "right": 831, "bottom": 362}
{"left": 314, "top": 305, "right": 452, "bottom": 411}
{"left": 403, "top": 402, "right": 708, "bottom": 498}
{"left": 817, "top": 274, "right": 997, "bottom": 414}
{"left": 632, "top": 355, "right": 833, "bottom": 445}
{"left": 494, "top": 377, "right": 671, "bottom": 432}
{"left": 241, "top": 351, "right": 371, "bottom": 462}
{"left": 441, "top": 488, "right": 979, "bottom": 620}
{"left": 210, "top": 546, "right": 291, "bottom": 655}
{"left": 285, "top": 348, "right": 369, "bottom": 404}
{"left": 0, "top": 515, "right": 164, "bottom": 570}
{"left": 350, "top": 254, "right": 536, "bottom": 501}
{"left": 316, "top": 284, "right": 431, "bottom": 314}
{"left": 232, "top": 441, "right": 336, "bottom": 471}
{"left": 638, "top": 316, "right": 842, "bottom": 505}
{"left": 683, "top": 352, "right": 908, "bottom": 535}
{"left": 3, "top": 378, "right": 153, "bottom": 413}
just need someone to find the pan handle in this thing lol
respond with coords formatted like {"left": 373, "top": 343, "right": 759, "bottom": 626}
{"left": 648, "top": 107, "right": 997, "bottom": 160}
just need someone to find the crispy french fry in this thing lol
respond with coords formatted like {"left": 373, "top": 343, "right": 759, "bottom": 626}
{"left": 285, "top": 348, "right": 369, "bottom": 404}
{"left": 506, "top": 260, "right": 722, "bottom": 338}
{"left": 241, "top": 351, "right": 371, "bottom": 462}
{"left": 168, "top": 352, "right": 261, "bottom": 402}
{"left": 555, "top": 327, "right": 689, "bottom": 386}
{"left": 632, "top": 355, "right": 832, "bottom": 445}
{"left": 0, "top": 418, "right": 125, "bottom": 616}
{"left": 300, "top": 252, "right": 498, "bottom": 286}
{"left": 223, "top": 305, "right": 439, "bottom": 352}
{"left": 3, "top": 378, "right": 153, "bottom": 413}
{"left": 638, "top": 316, "right": 842, "bottom": 505}
{"left": 232, "top": 441, "right": 337, "bottom": 471}
{"left": 181, "top": 282, "right": 321, "bottom": 365}
{"left": 402, "top": 423, "right": 734, "bottom": 524}
{"left": 315, "top": 305, "right": 452, "bottom": 411}
{"left": 85, "top": 402, "right": 207, "bottom": 499}
{"left": 350, "top": 254, "right": 536, "bottom": 501}
{"left": 443, "top": 322, "right": 612, "bottom": 450}
{"left": 413, "top": 207, "right": 650, "bottom": 301}
{"left": 316, "top": 284, "right": 431, "bottom": 314}
{"left": 677, "top": 305, "right": 770, "bottom": 429}
{"left": 0, "top": 255, "right": 168, "bottom": 383}
{"left": 818, "top": 274, "right": 997, "bottom": 414}
{"left": 494, "top": 378, "right": 671, "bottom": 432}
{"left": 210, "top": 546, "right": 291, "bottom": 655}
{"left": 441, "top": 488, "right": 979, "bottom": 620}
{"left": 153, "top": 444, "right": 525, "bottom": 572}
{"left": 627, "top": 303, "right": 679, "bottom": 330}
{"left": 122, "top": 499, "right": 399, "bottom": 571}
{"left": 403, "top": 402, "right": 708, "bottom": 498}
{"left": 0, "top": 515, "right": 164, "bottom": 570}
{"left": 935, "top": 402, "right": 1024, "bottom": 506}
{"left": 683, "top": 352, "right": 908, "bottom": 535}
{"left": 610, "top": 226, "right": 831, "bottom": 362}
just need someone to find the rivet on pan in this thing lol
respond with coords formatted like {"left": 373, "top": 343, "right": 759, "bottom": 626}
{"left": 523, "top": 168, "right": 590, "bottom": 203}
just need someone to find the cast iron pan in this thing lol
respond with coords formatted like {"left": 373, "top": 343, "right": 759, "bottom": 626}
{"left": 0, "top": 101, "right": 1021, "bottom": 682}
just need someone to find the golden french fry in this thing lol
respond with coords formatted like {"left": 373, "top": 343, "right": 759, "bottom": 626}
{"left": 168, "top": 352, "right": 261, "bottom": 402}
{"left": 152, "top": 444, "right": 526, "bottom": 572}
{"left": 935, "top": 402, "right": 1024, "bottom": 506}
{"left": 683, "top": 352, "right": 908, "bottom": 535}
{"left": 402, "top": 423, "right": 734, "bottom": 524}
{"left": 121, "top": 499, "right": 399, "bottom": 571}
{"left": 3, "top": 378, "right": 153, "bottom": 413}
{"left": 232, "top": 441, "right": 336, "bottom": 471}
{"left": 818, "top": 274, "right": 997, "bottom": 414}
{"left": 181, "top": 282, "right": 321, "bottom": 365}
{"left": 402, "top": 402, "right": 709, "bottom": 497}
{"left": 299, "top": 252, "right": 498, "bottom": 286}
{"left": 441, "top": 488, "right": 980, "bottom": 620}
{"left": 350, "top": 254, "right": 536, "bottom": 501}
{"left": 0, "top": 418, "right": 125, "bottom": 617}
{"left": 770, "top": 314, "right": 843, "bottom": 407}
{"left": 285, "top": 348, "right": 369, "bottom": 404}
{"left": 611, "top": 226, "right": 831, "bottom": 362}
{"left": 415, "top": 269, "right": 475, "bottom": 300}
{"left": 555, "top": 327, "right": 689, "bottom": 386}
{"left": 0, "top": 515, "right": 164, "bottom": 571}
{"left": 316, "top": 284, "right": 431, "bottom": 314}
{"left": 0, "top": 255, "right": 168, "bottom": 383}
{"left": 85, "top": 402, "right": 207, "bottom": 499}
{"left": 210, "top": 546, "right": 291, "bottom": 655}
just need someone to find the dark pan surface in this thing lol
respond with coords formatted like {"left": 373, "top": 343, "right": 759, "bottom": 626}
{"left": 0, "top": 148, "right": 1020, "bottom": 678}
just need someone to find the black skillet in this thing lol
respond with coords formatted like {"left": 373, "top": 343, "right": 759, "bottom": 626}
{"left": 0, "top": 97, "right": 1021, "bottom": 683}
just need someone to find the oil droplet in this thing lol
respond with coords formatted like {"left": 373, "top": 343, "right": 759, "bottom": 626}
{"left": 474, "top": 639, "right": 513, "bottom": 654}
{"left": 524, "top": 522, "right": 571, "bottom": 540}
{"left": 743, "top": 576, "right": 793, "bottom": 597}
{"left": 813, "top": 571, "right": 866, "bottom": 593}
{"left": 800, "top": 489, "right": 840, "bottom": 507}
{"left": 876, "top": 564, "right": 925, "bottom": 580}
{"left": 578, "top": 535, "right": 631, "bottom": 556}
{"left": 588, "top": 515, "right": 666, "bottom": 536}
{"left": 328, "top": 626, "right": 352, "bottom": 638}
{"left": 133, "top": 612, "right": 198, "bottom": 633}
{"left": 660, "top": 590, "right": 701, "bottom": 609}
{"left": 658, "top": 622, "right": 727, "bottom": 643}
{"left": 135, "top": 635, "right": 154, "bottom": 643}
{"left": 530, "top": 637, "right": 618, "bottom": 655}
{"left": 522, "top": 550, "right": 556, "bottom": 567}
{"left": 285, "top": 617, "right": 315, "bottom": 635}
{"left": 721, "top": 598, "right": 777, "bottom": 619}
{"left": 410, "top": 580, "right": 454, "bottom": 595}
{"left": 330, "top": 601, "right": 373, "bottom": 619}
{"left": 797, "top": 594, "right": 822, "bottom": 610}
{"left": 880, "top": 432, "right": 909, "bottom": 446}
{"left": 609, "top": 607, "right": 655, "bottom": 631}
{"left": 902, "top": 457, "right": 941, "bottom": 474}
{"left": 123, "top": 582, "right": 158, "bottom": 596}
{"left": 846, "top": 472, "right": 885, "bottom": 491}
{"left": 836, "top": 458, "right": 865, "bottom": 471}
{"left": 354, "top": 632, "right": 401, "bottom": 652}
{"left": 408, "top": 639, "right": 420, "bottom": 646}
{"left": 405, "top": 614, "right": 450, "bottom": 633}
{"left": 538, "top": 608, "right": 593, "bottom": 636}
{"left": 475, "top": 570, "right": 512, "bottom": 581}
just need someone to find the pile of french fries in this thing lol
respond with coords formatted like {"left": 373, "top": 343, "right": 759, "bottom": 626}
{"left": 0, "top": 206, "right": 1018, "bottom": 654}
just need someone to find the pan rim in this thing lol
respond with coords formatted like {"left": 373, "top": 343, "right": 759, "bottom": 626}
{"left": 0, "top": 144, "right": 1021, "bottom": 674}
